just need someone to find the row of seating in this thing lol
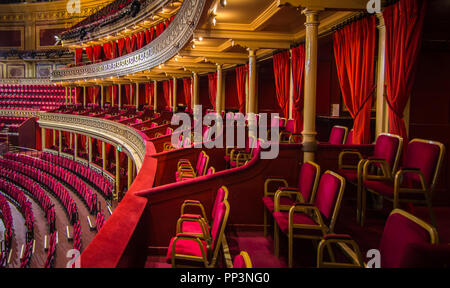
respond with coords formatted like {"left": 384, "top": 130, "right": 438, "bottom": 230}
{"left": 95, "top": 210, "right": 106, "bottom": 232}
{"left": 0, "top": 104, "right": 61, "bottom": 111}
{"left": 40, "top": 152, "right": 113, "bottom": 198}
{"left": 0, "top": 158, "right": 78, "bottom": 223}
{"left": 0, "top": 193, "right": 13, "bottom": 251}
{"left": 20, "top": 239, "right": 34, "bottom": 268}
{"left": 6, "top": 153, "right": 98, "bottom": 213}
{"left": 0, "top": 179, "right": 35, "bottom": 234}
{"left": 44, "top": 231, "right": 57, "bottom": 268}
{"left": 0, "top": 84, "right": 64, "bottom": 93}
{"left": 0, "top": 167, "right": 56, "bottom": 232}
{"left": 175, "top": 151, "right": 211, "bottom": 182}
{"left": 73, "top": 219, "right": 82, "bottom": 252}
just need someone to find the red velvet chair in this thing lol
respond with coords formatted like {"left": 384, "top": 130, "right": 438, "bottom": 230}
{"left": 233, "top": 251, "right": 253, "bottom": 268}
{"left": 328, "top": 125, "right": 348, "bottom": 145}
{"left": 176, "top": 151, "right": 209, "bottom": 181}
{"left": 225, "top": 135, "right": 256, "bottom": 168}
{"left": 361, "top": 139, "right": 445, "bottom": 227}
{"left": 166, "top": 200, "right": 230, "bottom": 268}
{"left": 278, "top": 119, "right": 302, "bottom": 143}
{"left": 345, "top": 129, "right": 353, "bottom": 145}
{"left": 317, "top": 209, "right": 440, "bottom": 268}
{"left": 176, "top": 186, "right": 229, "bottom": 244}
{"left": 262, "top": 161, "right": 320, "bottom": 237}
{"left": 272, "top": 171, "right": 346, "bottom": 267}
{"left": 338, "top": 133, "right": 403, "bottom": 222}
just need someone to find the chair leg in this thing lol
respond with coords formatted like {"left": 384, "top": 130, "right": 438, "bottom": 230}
{"left": 264, "top": 208, "right": 268, "bottom": 237}
{"left": 274, "top": 221, "right": 279, "bottom": 258}
{"left": 326, "top": 243, "right": 336, "bottom": 263}
{"left": 360, "top": 187, "right": 367, "bottom": 227}
{"left": 424, "top": 192, "right": 437, "bottom": 229}
{"left": 288, "top": 232, "right": 293, "bottom": 268}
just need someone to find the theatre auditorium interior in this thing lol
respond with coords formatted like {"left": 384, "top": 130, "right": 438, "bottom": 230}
{"left": 0, "top": 0, "right": 448, "bottom": 269}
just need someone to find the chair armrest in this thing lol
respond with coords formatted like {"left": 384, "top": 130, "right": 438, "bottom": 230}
{"left": 171, "top": 234, "right": 208, "bottom": 266}
{"left": 264, "top": 178, "right": 288, "bottom": 197}
{"left": 338, "top": 150, "right": 363, "bottom": 170}
{"left": 274, "top": 189, "right": 305, "bottom": 212}
{"left": 317, "top": 235, "right": 364, "bottom": 268}
{"left": 363, "top": 158, "right": 392, "bottom": 181}
{"left": 288, "top": 133, "right": 302, "bottom": 143}
{"left": 236, "top": 152, "right": 251, "bottom": 166}
{"left": 289, "top": 203, "right": 325, "bottom": 228}
{"left": 176, "top": 217, "right": 210, "bottom": 240}
{"left": 181, "top": 201, "right": 207, "bottom": 220}
{"left": 394, "top": 168, "right": 427, "bottom": 192}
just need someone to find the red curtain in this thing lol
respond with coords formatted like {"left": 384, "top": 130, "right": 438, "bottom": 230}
{"left": 156, "top": 22, "right": 165, "bottom": 37}
{"left": 87, "top": 87, "right": 94, "bottom": 103}
{"left": 117, "top": 39, "right": 126, "bottom": 56}
{"left": 85, "top": 46, "right": 94, "bottom": 63}
{"left": 145, "top": 82, "right": 154, "bottom": 107}
{"left": 125, "top": 84, "right": 134, "bottom": 105}
{"left": 235, "top": 65, "right": 246, "bottom": 113}
{"left": 93, "top": 45, "right": 102, "bottom": 62}
{"left": 384, "top": 0, "right": 426, "bottom": 145}
{"left": 333, "top": 16, "right": 376, "bottom": 144}
{"left": 273, "top": 51, "right": 290, "bottom": 118}
{"left": 208, "top": 73, "right": 216, "bottom": 110}
{"left": 103, "top": 42, "right": 117, "bottom": 60}
{"left": 75, "top": 48, "right": 83, "bottom": 65}
{"left": 291, "top": 45, "right": 306, "bottom": 134}
{"left": 45, "top": 129, "right": 52, "bottom": 149}
{"left": 93, "top": 86, "right": 100, "bottom": 104}
{"left": 126, "top": 35, "right": 136, "bottom": 53}
{"left": 137, "top": 31, "right": 145, "bottom": 49}
{"left": 183, "top": 78, "right": 192, "bottom": 110}
{"left": 163, "top": 81, "right": 171, "bottom": 108}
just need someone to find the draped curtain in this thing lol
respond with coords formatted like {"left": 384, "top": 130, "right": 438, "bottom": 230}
{"left": 145, "top": 82, "right": 154, "bottom": 107}
{"left": 85, "top": 46, "right": 94, "bottom": 63}
{"left": 125, "top": 35, "right": 136, "bottom": 53}
{"left": 235, "top": 65, "right": 247, "bottom": 113}
{"left": 137, "top": 31, "right": 145, "bottom": 49}
{"left": 208, "top": 73, "right": 217, "bottom": 110}
{"left": 93, "top": 45, "right": 102, "bottom": 62}
{"left": 87, "top": 87, "right": 94, "bottom": 103}
{"left": 117, "top": 39, "right": 126, "bottom": 56}
{"left": 125, "top": 84, "right": 134, "bottom": 105}
{"left": 384, "top": 0, "right": 426, "bottom": 145}
{"left": 183, "top": 78, "right": 192, "bottom": 110}
{"left": 291, "top": 45, "right": 306, "bottom": 134}
{"left": 273, "top": 51, "right": 290, "bottom": 118}
{"left": 93, "top": 86, "right": 100, "bottom": 104}
{"left": 75, "top": 48, "right": 83, "bottom": 65}
{"left": 163, "top": 81, "right": 171, "bottom": 109}
{"left": 333, "top": 16, "right": 376, "bottom": 144}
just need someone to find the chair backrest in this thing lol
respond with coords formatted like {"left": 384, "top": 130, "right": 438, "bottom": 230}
{"left": 211, "top": 186, "right": 229, "bottom": 222}
{"left": 313, "top": 171, "right": 345, "bottom": 231}
{"left": 372, "top": 133, "right": 403, "bottom": 174}
{"left": 206, "top": 167, "right": 215, "bottom": 176}
{"left": 345, "top": 129, "right": 353, "bottom": 145}
{"left": 233, "top": 251, "right": 253, "bottom": 268}
{"left": 195, "top": 151, "right": 206, "bottom": 172}
{"left": 403, "top": 139, "right": 445, "bottom": 189}
{"left": 197, "top": 152, "right": 209, "bottom": 176}
{"left": 284, "top": 119, "right": 295, "bottom": 134}
{"left": 379, "top": 209, "right": 438, "bottom": 268}
{"left": 328, "top": 126, "right": 348, "bottom": 145}
{"left": 210, "top": 200, "right": 230, "bottom": 266}
{"left": 297, "top": 161, "right": 320, "bottom": 203}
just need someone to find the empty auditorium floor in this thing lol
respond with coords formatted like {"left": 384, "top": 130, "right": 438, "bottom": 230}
{"left": 145, "top": 199, "right": 450, "bottom": 268}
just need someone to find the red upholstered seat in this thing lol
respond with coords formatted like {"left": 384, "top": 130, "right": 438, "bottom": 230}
{"left": 233, "top": 251, "right": 252, "bottom": 268}
{"left": 166, "top": 235, "right": 208, "bottom": 263}
{"left": 328, "top": 126, "right": 348, "bottom": 145}
{"left": 337, "top": 169, "right": 358, "bottom": 183}
{"left": 262, "top": 195, "right": 295, "bottom": 213}
{"left": 272, "top": 211, "right": 317, "bottom": 234}
{"left": 345, "top": 129, "right": 353, "bottom": 145}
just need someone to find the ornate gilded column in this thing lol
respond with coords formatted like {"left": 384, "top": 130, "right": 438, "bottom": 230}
{"left": 59, "top": 130, "right": 62, "bottom": 154}
{"left": 70, "top": 133, "right": 73, "bottom": 149}
{"left": 375, "top": 13, "right": 388, "bottom": 137}
{"left": 74, "top": 87, "right": 78, "bottom": 105}
{"left": 74, "top": 133, "right": 78, "bottom": 159}
{"left": 172, "top": 77, "right": 177, "bottom": 113}
{"left": 69, "top": 87, "right": 73, "bottom": 104}
{"left": 248, "top": 49, "right": 257, "bottom": 114}
{"left": 118, "top": 84, "right": 122, "bottom": 109}
{"left": 88, "top": 136, "right": 93, "bottom": 163}
{"left": 135, "top": 82, "right": 139, "bottom": 110}
{"left": 53, "top": 129, "right": 56, "bottom": 147}
{"left": 101, "top": 85, "right": 104, "bottom": 108}
{"left": 115, "top": 149, "right": 120, "bottom": 198}
{"left": 41, "top": 127, "right": 46, "bottom": 151}
{"left": 111, "top": 85, "right": 115, "bottom": 107}
{"left": 302, "top": 8, "right": 320, "bottom": 163}
{"left": 127, "top": 157, "right": 133, "bottom": 189}
{"left": 102, "top": 142, "right": 107, "bottom": 170}
{"left": 216, "top": 64, "right": 223, "bottom": 113}
{"left": 65, "top": 87, "right": 68, "bottom": 106}
{"left": 153, "top": 80, "right": 158, "bottom": 112}
{"left": 83, "top": 86, "right": 87, "bottom": 108}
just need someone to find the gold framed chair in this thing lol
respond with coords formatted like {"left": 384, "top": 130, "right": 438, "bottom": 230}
{"left": 272, "top": 171, "right": 346, "bottom": 267}
{"left": 361, "top": 138, "right": 445, "bottom": 228}
{"left": 233, "top": 251, "right": 253, "bottom": 268}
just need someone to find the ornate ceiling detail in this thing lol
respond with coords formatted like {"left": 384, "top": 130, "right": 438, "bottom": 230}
{"left": 51, "top": 0, "right": 206, "bottom": 82}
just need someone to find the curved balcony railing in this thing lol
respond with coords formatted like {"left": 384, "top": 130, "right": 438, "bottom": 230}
{"left": 51, "top": 0, "right": 206, "bottom": 82}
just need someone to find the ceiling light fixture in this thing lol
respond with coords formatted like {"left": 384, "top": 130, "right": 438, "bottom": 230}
{"left": 220, "top": 0, "right": 227, "bottom": 7}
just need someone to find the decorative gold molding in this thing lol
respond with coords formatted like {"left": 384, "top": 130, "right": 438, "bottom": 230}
{"left": 38, "top": 113, "right": 146, "bottom": 170}
{"left": 51, "top": 0, "right": 206, "bottom": 82}
{"left": 0, "top": 109, "right": 41, "bottom": 118}
{"left": 0, "top": 78, "right": 53, "bottom": 85}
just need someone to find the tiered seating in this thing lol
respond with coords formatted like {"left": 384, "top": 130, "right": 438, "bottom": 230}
{"left": 317, "top": 209, "right": 446, "bottom": 268}
{"left": 166, "top": 187, "right": 231, "bottom": 268}
{"left": 44, "top": 231, "right": 57, "bottom": 268}
{"left": 40, "top": 152, "right": 113, "bottom": 198}
{"left": 0, "top": 158, "right": 78, "bottom": 223}
{"left": 95, "top": 210, "right": 106, "bottom": 232}
{"left": 361, "top": 138, "right": 445, "bottom": 227}
{"left": 225, "top": 136, "right": 256, "bottom": 168}
{"left": 262, "top": 161, "right": 321, "bottom": 237}
{"left": 175, "top": 151, "right": 209, "bottom": 182}
{"left": 5, "top": 153, "right": 98, "bottom": 213}
{"left": 272, "top": 171, "right": 346, "bottom": 267}
{"left": 20, "top": 239, "right": 34, "bottom": 268}
{"left": 0, "top": 84, "right": 65, "bottom": 111}
{"left": 0, "top": 193, "right": 13, "bottom": 258}
{"left": 0, "top": 167, "right": 56, "bottom": 232}
{"left": 73, "top": 220, "right": 82, "bottom": 252}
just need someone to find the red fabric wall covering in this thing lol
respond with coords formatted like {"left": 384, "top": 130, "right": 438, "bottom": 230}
{"left": 117, "top": 38, "right": 126, "bottom": 56}
{"left": 333, "top": 16, "right": 376, "bottom": 144}
{"left": 199, "top": 76, "right": 211, "bottom": 112}
{"left": 125, "top": 35, "right": 136, "bottom": 54}
{"left": 291, "top": 45, "right": 306, "bottom": 134}
{"left": 75, "top": 48, "right": 83, "bottom": 65}
{"left": 162, "top": 81, "right": 171, "bottom": 108}
{"left": 183, "top": 78, "right": 191, "bottom": 110}
{"left": 145, "top": 82, "right": 154, "bottom": 106}
{"left": 93, "top": 45, "right": 102, "bottom": 62}
{"left": 85, "top": 46, "right": 94, "bottom": 63}
{"left": 273, "top": 51, "right": 290, "bottom": 118}
{"left": 235, "top": 65, "right": 247, "bottom": 113}
{"left": 384, "top": 0, "right": 426, "bottom": 147}
{"left": 208, "top": 73, "right": 217, "bottom": 110}
{"left": 176, "top": 79, "right": 185, "bottom": 106}
{"left": 93, "top": 86, "right": 100, "bottom": 104}
{"left": 225, "top": 70, "right": 238, "bottom": 110}
{"left": 157, "top": 83, "right": 165, "bottom": 110}
{"left": 257, "top": 59, "right": 281, "bottom": 114}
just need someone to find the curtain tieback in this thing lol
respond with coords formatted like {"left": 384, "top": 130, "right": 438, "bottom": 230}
{"left": 354, "top": 85, "right": 376, "bottom": 119}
